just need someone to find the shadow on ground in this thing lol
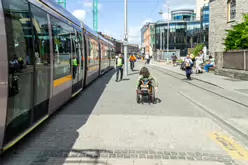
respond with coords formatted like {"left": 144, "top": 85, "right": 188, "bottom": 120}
{"left": 1, "top": 69, "right": 115, "bottom": 165}
{"left": 138, "top": 97, "right": 162, "bottom": 105}
{"left": 128, "top": 71, "right": 139, "bottom": 76}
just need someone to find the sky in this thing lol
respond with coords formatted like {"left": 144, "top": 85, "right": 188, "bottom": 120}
{"left": 66, "top": 0, "right": 196, "bottom": 45}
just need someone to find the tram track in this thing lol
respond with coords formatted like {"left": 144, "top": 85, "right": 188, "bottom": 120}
{"left": 150, "top": 65, "right": 248, "bottom": 108}
{"left": 149, "top": 65, "right": 248, "bottom": 142}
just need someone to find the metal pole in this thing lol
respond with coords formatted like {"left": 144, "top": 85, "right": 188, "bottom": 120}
{"left": 124, "top": 0, "right": 128, "bottom": 76}
{"left": 167, "top": 7, "right": 169, "bottom": 58}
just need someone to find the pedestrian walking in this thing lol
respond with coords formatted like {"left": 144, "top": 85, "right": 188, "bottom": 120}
{"left": 195, "top": 53, "right": 203, "bottom": 74}
{"left": 115, "top": 54, "right": 124, "bottom": 82}
{"left": 145, "top": 53, "right": 150, "bottom": 64}
{"left": 184, "top": 55, "right": 193, "bottom": 80}
{"left": 149, "top": 54, "right": 153, "bottom": 64}
{"left": 129, "top": 54, "right": 136, "bottom": 70}
{"left": 171, "top": 53, "right": 177, "bottom": 66}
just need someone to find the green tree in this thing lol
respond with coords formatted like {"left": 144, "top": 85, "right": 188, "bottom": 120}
{"left": 192, "top": 44, "right": 205, "bottom": 57}
{"left": 224, "top": 13, "right": 248, "bottom": 51}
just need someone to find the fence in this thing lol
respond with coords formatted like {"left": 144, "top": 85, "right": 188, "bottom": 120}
{"left": 223, "top": 50, "right": 248, "bottom": 71}
{"left": 153, "top": 51, "right": 180, "bottom": 61}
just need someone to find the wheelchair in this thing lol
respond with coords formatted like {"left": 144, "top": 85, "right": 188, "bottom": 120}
{"left": 136, "top": 78, "right": 155, "bottom": 104}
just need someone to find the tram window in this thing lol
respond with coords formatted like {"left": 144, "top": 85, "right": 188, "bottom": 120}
{"left": 71, "top": 29, "right": 76, "bottom": 54}
{"left": 95, "top": 40, "right": 99, "bottom": 65}
{"left": 31, "top": 5, "right": 50, "bottom": 66}
{"left": 50, "top": 16, "right": 72, "bottom": 80}
{"left": 30, "top": 4, "right": 50, "bottom": 122}
{"left": 77, "top": 31, "right": 84, "bottom": 69}
{"left": 88, "top": 38, "right": 94, "bottom": 65}
{"left": 2, "top": 0, "right": 33, "bottom": 144}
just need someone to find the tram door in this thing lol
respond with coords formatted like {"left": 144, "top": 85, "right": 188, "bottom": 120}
{"left": 31, "top": 5, "right": 51, "bottom": 123}
{"left": 72, "top": 29, "right": 83, "bottom": 95}
{"left": 2, "top": 0, "right": 50, "bottom": 144}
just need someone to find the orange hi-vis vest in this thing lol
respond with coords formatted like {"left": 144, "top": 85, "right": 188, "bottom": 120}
{"left": 129, "top": 56, "right": 136, "bottom": 61}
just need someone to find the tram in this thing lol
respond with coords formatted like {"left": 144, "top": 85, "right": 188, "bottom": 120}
{"left": 0, "top": 0, "right": 116, "bottom": 153}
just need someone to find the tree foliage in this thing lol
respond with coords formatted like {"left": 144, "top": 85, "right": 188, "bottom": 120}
{"left": 224, "top": 13, "right": 248, "bottom": 51}
{"left": 192, "top": 44, "right": 205, "bottom": 57}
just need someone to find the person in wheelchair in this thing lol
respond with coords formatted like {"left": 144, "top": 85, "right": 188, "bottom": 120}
{"left": 136, "top": 67, "right": 158, "bottom": 93}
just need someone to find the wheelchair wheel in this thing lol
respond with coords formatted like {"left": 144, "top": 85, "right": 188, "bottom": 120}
{"left": 151, "top": 86, "right": 156, "bottom": 103}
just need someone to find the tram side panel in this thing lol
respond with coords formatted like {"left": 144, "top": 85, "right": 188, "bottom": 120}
{"left": 0, "top": 0, "right": 8, "bottom": 150}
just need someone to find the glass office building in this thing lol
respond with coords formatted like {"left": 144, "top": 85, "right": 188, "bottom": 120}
{"left": 155, "top": 8, "right": 209, "bottom": 56}
{"left": 201, "top": 3, "right": 209, "bottom": 29}
{"left": 171, "top": 9, "right": 196, "bottom": 21}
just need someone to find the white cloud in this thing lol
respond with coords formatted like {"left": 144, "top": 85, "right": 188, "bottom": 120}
{"left": 84, "top": 1, "right": 92, "bottom": 7}
{"left": 72, "top": 10, "right": 86, "bottom": 21}
{"left": 163, "top": 0, "right": 196, "bottom": 10}
{"left": 142, "top": 19, "right": 152, "bottom": 25}
{"left": 162, "top": 13, "right": 171, "bottom": 20}
{"left": 83, "top": 1, "right": 102, "bottom": 10}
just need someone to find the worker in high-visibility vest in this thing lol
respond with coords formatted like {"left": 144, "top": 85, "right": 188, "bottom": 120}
{"left": 115, "top": 54, "right": 124, "bottom": 82}
{"left": 129, "top": 54, "right": 136, "bottom": 70}
{"left": 72, "top": 55, "right": 78, "bottom": 79}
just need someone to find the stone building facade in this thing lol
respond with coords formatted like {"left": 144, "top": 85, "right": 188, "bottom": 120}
{"left": 209, "top": 0, "right": 248, "bottom": 54}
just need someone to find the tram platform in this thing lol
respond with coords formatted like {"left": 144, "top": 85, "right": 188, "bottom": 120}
{"left": 1, "top": 63, "right": 248, "bottom": 165}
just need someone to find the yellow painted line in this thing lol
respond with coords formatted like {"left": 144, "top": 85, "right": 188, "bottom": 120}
{"left": 210, "top": 132, "right": 248, "bottom": 160}
{"left": 53, "top": 75, "right": 72, "bottom": 87}
{"left": 72, "top": 88, "right": 82, "bottom": 98}
{"left": 3, "top": 115, "right": 49, "bottom": 152}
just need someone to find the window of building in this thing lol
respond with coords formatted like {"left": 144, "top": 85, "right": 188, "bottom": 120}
{"left": 228, "top": 0, "right": 236, "bottom": 21}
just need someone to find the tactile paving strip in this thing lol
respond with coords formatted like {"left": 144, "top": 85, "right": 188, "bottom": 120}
{"left": 30, "top": 149, "right": 239, "bottom": 165}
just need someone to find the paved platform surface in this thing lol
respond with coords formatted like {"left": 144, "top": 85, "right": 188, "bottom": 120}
{"left": 1, "top": 63, "right": 248, "bottom": 165}
{"left": 151, "top": 60, "right": 248, "bottom": 96}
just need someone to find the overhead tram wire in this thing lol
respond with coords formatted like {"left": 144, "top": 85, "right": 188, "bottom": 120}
{"left": 148, "top": 0, "right": 160, "bottom": 18}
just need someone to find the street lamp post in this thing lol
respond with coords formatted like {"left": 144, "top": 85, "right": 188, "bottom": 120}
{"left": 159, "top": 5, "right": 170, "bottom": 61}
{"left": 167, "top": 7, "right": 170, "bottom": 58}
{"left": 124, "top": 0, "right": 128, "bottom": 76}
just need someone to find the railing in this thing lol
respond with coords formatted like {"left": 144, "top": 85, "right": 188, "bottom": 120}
{"left": 153, "top": 51, "right": 180, "bottom": 61}
{"left": 223, "top": 50, "right": 248, "bottom": 71}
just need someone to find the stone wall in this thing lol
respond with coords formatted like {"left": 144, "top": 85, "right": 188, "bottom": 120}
{"left": 209, "top": 0, "right": 248, "bottom": 54}
{"left": 214, "top": 51, "right": 248, "bottom": 81}
{"left": 213, "top": 52, "right": 223, "bottom": 70}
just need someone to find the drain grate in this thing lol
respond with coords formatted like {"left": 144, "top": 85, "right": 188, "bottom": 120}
{"left": 30, "top": 149, "right": 238, "bottom": 165}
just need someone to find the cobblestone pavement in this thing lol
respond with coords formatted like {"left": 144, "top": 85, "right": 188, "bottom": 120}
{"left": 1, "top": 63, "right": 248, "bottom": 165}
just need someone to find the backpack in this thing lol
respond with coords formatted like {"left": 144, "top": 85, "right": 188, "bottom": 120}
{"left": 185, "top": 62, "right": 190, "bottom": 67}
{"left": 142, "top": 78, "right": 149, "bottom": 85}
